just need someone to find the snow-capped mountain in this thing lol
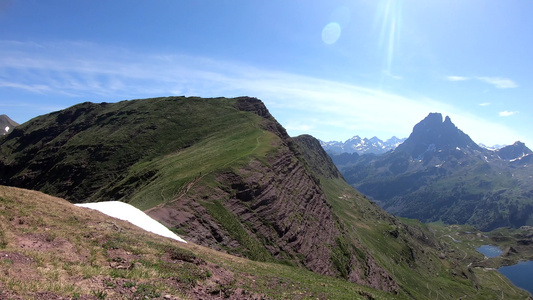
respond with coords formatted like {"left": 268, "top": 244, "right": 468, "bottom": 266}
{"left": 332, "top": 112, "right": 533, "bottom": 231}
{"left": 479, "top": 143, "right": 507, "bottom": 150}
{"left": 320, "top": 135, "right": 406, "bottom": 155}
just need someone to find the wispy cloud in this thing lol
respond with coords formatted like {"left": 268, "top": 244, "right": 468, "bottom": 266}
{"left": 0, "top": 40, "right": 525, "bottom": 146}
{"left": 479, "top": 102, "right": 491, "bottom": 106}
{"left": 477, "top": 77, "right": 518, "bottom": 89}
{"left": 499, "top": 110, "right": 519, "bottom": 117}
{"left": 446, "top": 75, "right": 518, "bottom": 89}
{"left": 0, "top": 80, "right": 51, "bottom": 94}
{"left": 383, "top": 70, "right": 403, "bottom": 80}
{"left": 446, "top": 76, "right": 469, "bottom": 82}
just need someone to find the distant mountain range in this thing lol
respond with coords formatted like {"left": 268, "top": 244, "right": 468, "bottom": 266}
{"left": 329, "top": 112, "right": 533, "bottom": 231}
{"left": 0, "top": 114, "right": 18, "bottom": 135}
{"left": 320, "top": 135, "right": 406, "bottom": 155}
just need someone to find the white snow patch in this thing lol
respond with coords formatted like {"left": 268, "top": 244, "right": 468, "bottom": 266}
{"left": 435, "top": 164, "right": 442, "bottom": 168}
{"left": 510, "top": 153, "right": 530, "bottom": 162}
{"left": 456, "top": 147, "right": 461, "bottom": 151}
{"left": 76, "top": 201, "right": 186, "bottom": 243}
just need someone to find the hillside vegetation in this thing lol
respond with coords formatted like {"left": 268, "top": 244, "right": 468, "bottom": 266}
{"left": 0, "top": 97, "right": 530, "bottom": 298}
{"left": 0, "top": 185, "right": 399, "bottom": 299}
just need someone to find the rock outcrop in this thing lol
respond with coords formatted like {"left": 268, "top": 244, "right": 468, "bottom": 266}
{"left": 497, "top": 141, "right": 532, "bottom": 161}
{"left": 148, "top": 104, "right": 398, "bottom": 292}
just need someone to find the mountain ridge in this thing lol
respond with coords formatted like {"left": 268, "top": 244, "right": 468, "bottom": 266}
{"left": 0, "top": 98, "right": 529, "bottom": 298}
{"left": 334, "top": 113, "right": 533, "bottom": 231}
{"left": 395, "top": 112, "right": 483, "bottom": 159}
{"left": 0, "top": 96, "right": 399, "bottom": 291}
{"left": 320, "top": 135, "right": 406, "bottom": 155}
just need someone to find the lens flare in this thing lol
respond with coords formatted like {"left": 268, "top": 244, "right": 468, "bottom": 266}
{"left": 322, "top": 22, "right": 341, "bottom": 45}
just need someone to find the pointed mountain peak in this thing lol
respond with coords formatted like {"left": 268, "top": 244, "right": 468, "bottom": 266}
{"left": 426, "top": 112, "right": 443, "bottom": 122}
{"left": 396, "top": 112, "right": 481, "bottom": 158}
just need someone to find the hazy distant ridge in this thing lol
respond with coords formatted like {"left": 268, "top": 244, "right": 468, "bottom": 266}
{"left": 331, "top": 112, "right": 533, "bottom": 231}
{"left": 320, "top": 135, "right": 406, "bottom": 155}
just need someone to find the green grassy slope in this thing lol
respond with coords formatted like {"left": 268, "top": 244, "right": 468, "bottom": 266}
{"left": 292, "top": 134, "right": 529, "bottom": 299}
{"left": 3, "top": 97, "right": 401, "bottom": 291}
{"left": 0, "top": 185, "right": 401, "bottom": 300}
{"left": 0, "top": 96, "right": 275, "bottom": 208}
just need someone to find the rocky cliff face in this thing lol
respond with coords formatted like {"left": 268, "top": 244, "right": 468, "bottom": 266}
{"left": 497, "top": 141, "right": 532, "bottom": 161}
{"left": 292, "top": 134, "right": 344, "bottom": 180}
{"left": 395, "top": 113, "right": 482, "bottom": 159}
{"left": 148, "top": 104, "right": 398, "bottom": 292}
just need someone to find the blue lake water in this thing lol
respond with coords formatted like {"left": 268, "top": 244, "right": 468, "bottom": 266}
{"left": 498, "top": 261, "right": 533, "bottom": 295}
{"left": 475, "top": 245, "right": 533, "bottom": 295}
{"left": 476, "top": 245, "right": 502, "bottom": 257}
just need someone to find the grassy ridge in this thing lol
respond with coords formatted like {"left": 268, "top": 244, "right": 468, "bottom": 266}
{"left": 123, "top": 111, "right": 276, "bottom": 210}
{"left": 0, "top": 96, "right": 277, "bottom": 209}
{"left": 0, "top": 185, "right": 400, "bottom": 299}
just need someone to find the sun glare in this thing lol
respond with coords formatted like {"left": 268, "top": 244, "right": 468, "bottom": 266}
{"left": 376, "top": 0, "right": 403, "bottom": 77}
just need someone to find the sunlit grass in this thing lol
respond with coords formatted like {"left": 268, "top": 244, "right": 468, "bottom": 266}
{"left": 0, "top": 185, "right": 412, "bottom": 299}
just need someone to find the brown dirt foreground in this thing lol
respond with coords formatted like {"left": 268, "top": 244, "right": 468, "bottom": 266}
{"left": 0, "top": 185, "right": 272, "bottom": 299}
{"left": 0, "top": 185, "right": 393, "bottom": 300}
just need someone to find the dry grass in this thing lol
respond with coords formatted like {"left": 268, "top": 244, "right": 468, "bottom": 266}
{"left": 0, "top": 185, "right": 398, "bottom": 299}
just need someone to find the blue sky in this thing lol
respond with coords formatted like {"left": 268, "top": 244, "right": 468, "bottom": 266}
{"left": 1, "top": 0, "right": 531, "bottom": 147}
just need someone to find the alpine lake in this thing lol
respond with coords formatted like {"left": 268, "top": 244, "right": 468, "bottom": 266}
{"left": 476, "top": 245, "right": 533, "bottom": 295}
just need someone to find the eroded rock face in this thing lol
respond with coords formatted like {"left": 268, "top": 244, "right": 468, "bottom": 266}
{"left": 148, "top": 132, "right": 399, "bottom": 293}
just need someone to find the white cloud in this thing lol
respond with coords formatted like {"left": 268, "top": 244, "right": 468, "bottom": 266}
{"left": 446, "top": 112, "right": 526, "bottom": 147}
{"left": 477, "top": 77, "right": 518, "bottom": 89}
{"left": 499, "top": 110, "right": 518, "bottom": 117}
{"left": 479, "top": 102, "right": 490, "bottom": 106}
{"left": 0, "top": 40, "right": 526, "bottom": 146}
{"left": 446, "top": 75, "right": 518, "bottom": 89}
{"left": 0, "top": 80, "right": 51, "bottom": 94}
{"left": 446, "top": 76, "right": 469, "bottom": 81}
{"left": 383, "top": 70, "right": 403, "bottom": 80}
